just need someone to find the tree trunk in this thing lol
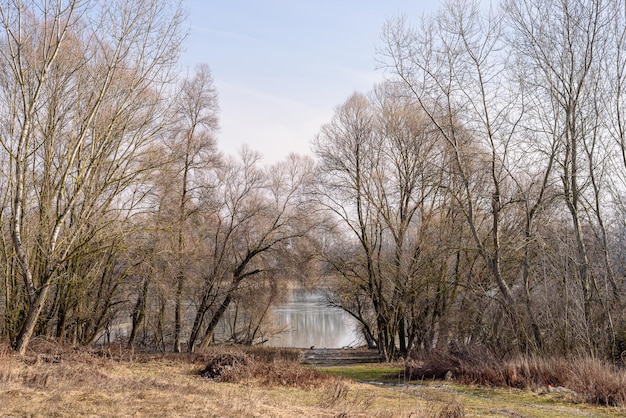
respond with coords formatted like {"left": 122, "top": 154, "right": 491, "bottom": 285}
{"left": 15, "top": 284, "right": 52, "bottom": 355}
{"left": 128, "top": 277, "right": 149, "bottom": 349}
{"left": 197, "top": 278, "right": 242, "bottom": 351}
{"left": 187, "top": 281, "right": 218, "bottom": 353}
{"left": 173, "top": 273, "right": 184, "bottom": 353}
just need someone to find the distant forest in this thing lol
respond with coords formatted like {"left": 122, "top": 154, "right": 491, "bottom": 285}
{"left": 2, "top": 0, "right": 626, "bottom": 361}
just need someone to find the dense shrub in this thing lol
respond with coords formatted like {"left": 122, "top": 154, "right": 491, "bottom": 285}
{"left": 198, "top": 347, "right": 335, "bottom": 388}
{"left": 405, "top": 344, "right": 506, "bottom": 386}
{"left": 404, "top": 345, "right": 626, "bottom": 406}
{"left": 199, "top": 351, "right": 253, "bottom": 381}
{"left": 569, "top": 357, "right": 626, "bottom": 407}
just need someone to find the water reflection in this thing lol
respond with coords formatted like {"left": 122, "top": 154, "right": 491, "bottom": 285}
{"left": 267, "top": 290, "right": 361, "bottom": 348}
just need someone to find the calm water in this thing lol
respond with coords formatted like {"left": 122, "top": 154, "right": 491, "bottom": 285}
{"left": 267, "top": 290, "right": 361, "bottom": 348}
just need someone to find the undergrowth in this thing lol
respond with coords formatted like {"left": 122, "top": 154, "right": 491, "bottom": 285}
{"left": 198, "top": 346, "right": 336, "bottom": 388}
{"left": 405, "top": 344, "right": 626, "bottom": 407}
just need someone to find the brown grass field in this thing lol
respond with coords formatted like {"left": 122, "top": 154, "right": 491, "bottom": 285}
{"left": 0, "top": 342, "right": 625, "bottom": 417}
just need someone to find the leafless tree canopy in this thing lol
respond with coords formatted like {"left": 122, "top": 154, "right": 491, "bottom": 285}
{"left": 317, "top": 0, "right": 626, "bottom": 359}
{"left": 2, "top": 0, "right": 626, "bottom": 360}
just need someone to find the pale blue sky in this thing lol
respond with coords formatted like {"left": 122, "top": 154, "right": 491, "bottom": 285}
{"left": 181, "top": 0, "right": 440, "bottom": 163}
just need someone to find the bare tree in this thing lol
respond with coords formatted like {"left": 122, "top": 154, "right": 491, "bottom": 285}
{"left": 314, "top": 85, "right": 458, "bottom": 359}
{"left": 314, "top": 92, "right": 389, "bottom": 355}
{"left": 379, "top": 0, "right": 535, "bottom": 351}
{"left": 0, "top": 0, "right": 184, "bottom": 355}
{"left": 186, "top": 151, "right": 320, "bottom": 352}
{"left": 166, "top": 64, "right": 220, "bottom": 352}
{"left": 373, "top": 0, "right": 626, "bottom": 355}
{"left": 504, "top": 0, "right": 615, "bottom": 353}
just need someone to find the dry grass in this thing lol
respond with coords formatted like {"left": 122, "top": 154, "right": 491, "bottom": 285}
{"left": 3, "top": 341, "right": 623, "bottom": 416}
{"left": 569, "top": 357, "right": 626, "bottom": 406}
{"left": 0, "top": 343, "right": 430, "bottom": 417}
{"left": 405, "top": 345, "right": 626, "bottom": 407}
{"left": 429, "top": 401, "right": 465, "bottom": 418}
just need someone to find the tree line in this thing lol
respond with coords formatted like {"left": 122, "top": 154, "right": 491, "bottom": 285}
{"left": 318, "top": 0, "right": 626, "bottom": 360}
{"left": 2, "top": 0, "right": 626, "bottom": 361}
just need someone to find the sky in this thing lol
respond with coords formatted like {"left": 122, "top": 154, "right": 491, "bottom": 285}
{"left": 181, "top": 0, "right": 441, "bottom": 163}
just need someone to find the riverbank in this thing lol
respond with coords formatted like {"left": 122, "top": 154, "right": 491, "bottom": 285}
{"left": 0, "top": 344, "right": 624, "bottom": 417}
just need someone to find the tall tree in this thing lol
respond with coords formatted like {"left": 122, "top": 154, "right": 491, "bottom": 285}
{"left": 505, "top": 0, "right": 614, "bottom": 353}
{"left": 0, "top": 0, "right": 184, "bottom": 355}
{"left": 380, "top": 0, "right": 531, "bottom": 350}
{"left": 314, "top": 86, "right": 454, "bottom": 359}
{"left": 168, "top": 64, "right": 219, "bottom": 352}
{"left": 187, "top": 151, "right": 320, "bottom": 352}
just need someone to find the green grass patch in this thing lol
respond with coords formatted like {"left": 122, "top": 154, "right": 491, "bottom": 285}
{"left": 443, "top": 383, "right": 623, "bottom": 418}
{"left": 318, "top": 363, "right": 403, "bottom": 382}
{"left": 318, "top": 363, "right": 626, "bottom": 417}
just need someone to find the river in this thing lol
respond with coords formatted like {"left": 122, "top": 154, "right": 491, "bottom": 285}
{"left": 266, "top": 290, "right": 362, "bottom": 348}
